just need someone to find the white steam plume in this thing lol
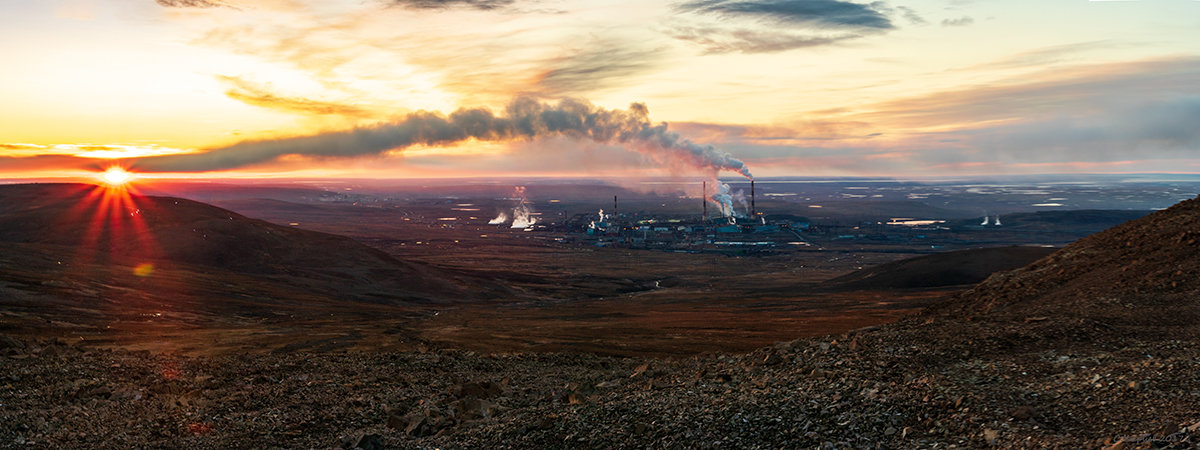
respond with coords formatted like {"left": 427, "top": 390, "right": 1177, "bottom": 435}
{"left": 488, "top": 211, "right": 509, "bottom": 225}
{"left": 509, "top": 186, "right": 536, "bottom": 229}
{"left": 133, "top": 96, "right": 754, "bottom": 179}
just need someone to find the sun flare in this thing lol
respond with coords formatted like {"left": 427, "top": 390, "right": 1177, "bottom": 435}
{"left": 102, "top": 167, "right": 132, "bottom": 186}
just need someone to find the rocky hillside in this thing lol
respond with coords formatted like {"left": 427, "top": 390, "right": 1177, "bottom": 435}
{"left": 936, "top": 195, "right": 1200, "bottom": 333}
{"left": 822, "top": 246, "right": 1057, "bottom": 290}
{"left": 2, "top": 195, "right": 1199, "bottom": 449}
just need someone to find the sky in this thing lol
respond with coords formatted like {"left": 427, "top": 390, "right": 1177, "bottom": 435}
{"left": 0, "top": 0, "right": 1198, "bottom": 180}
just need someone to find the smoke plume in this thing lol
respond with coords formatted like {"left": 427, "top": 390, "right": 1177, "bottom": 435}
{"left": 133, "top": 97, "right": 754, "bottom": 179}
{"left": 488, "top": 211, "right": 509, "bottom": 225}
{"left": 489, "top": 186, "right": 538, "bottom": 228}
{"left": 713, "top": 183, "right": 735, "bottom": 219}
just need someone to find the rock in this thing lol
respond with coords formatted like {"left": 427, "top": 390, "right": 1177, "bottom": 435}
{"left": 340, "top": 433, "right": 384, "bottom": 450}
{"left": 449, "top": 381, "right": 503, "bottom": 399}
{"left": 631, "top": 363, "right": 650, "bottom": 378}
{"left": 1156, "top": 422, "right": 1180, "bottom": 436}
{"left": 404, "top": 409, "right": 453, "bottom": 437}
{"left": 111, "top": 386, "right": 145, "bottom": 402}
{"left": 761, "top": 352, "right": 782, "bottom": 366}
{"left": 524, "top": 416, "right": 555, "bottom": 433}
{"left": 567, "top": 392, "right": 584, "bottom": 405}
{"left": 453, "top": 397, "right": 499, "bottom": 420}
{"left": 0, "top": 336, "right": 25, "bottom": 350}
{"left": 1010, "top": 406, "right": 1035, "bottom": 421}
{"left": 983, "top": 428, "right": 998, "bottom": 445}
{"left": 386, "top": 412, "right": 406, "bottom": 430}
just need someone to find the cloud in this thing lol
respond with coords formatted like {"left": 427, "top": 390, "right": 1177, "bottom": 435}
{"left": 960, "top": 41, "right": 1125, "bottom": 72}
{"left": 941, "top": 16, "right": 973, "bottom": 27}
{"left": 895, "top": 6, "right": 925, "bottom": 25}
{"left": 671, "top": 0, "right": 896, "bottom": 53}
{"left": 677, "top": 0, "right": 894, "bottom": 29}
{"left": 384, "top": 0, "right": 518, "bottom": 10}
{"left": 533, "top": 43, "right": 665, "bottom": 94}
{"left": 155, "top": 0, "right": 234, "bottom": 8}
{"left": 216, "top": 75, "right": 374, "bottom": 118}
{"left": 185, "top": 5, "right": 661, "bottom": 104}
{"left": 670, "top": 26, "right": 854, "bottom": 54}
{"left": 782, "top": 57, "right": 1200, "bottom": 172}
{"left": 133, "top": 97, "right": 753, "bottom": 179}
{"left": 632, "top": 57, "right": 1200, "bottom": 175}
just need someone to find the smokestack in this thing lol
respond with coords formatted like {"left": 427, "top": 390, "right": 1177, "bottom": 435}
{"left": 702, "top": 181, "right": 707, "bottom": 222}
{"left": 613, "top": 195, "right": 618, "bottom": 225}
{"left": 751, "top": 179, "right": 756, "bottom": 218}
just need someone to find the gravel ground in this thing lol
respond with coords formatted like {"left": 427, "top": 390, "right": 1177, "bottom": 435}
{"left": 4, "top": 199, "right": 1200, "bottom": 449}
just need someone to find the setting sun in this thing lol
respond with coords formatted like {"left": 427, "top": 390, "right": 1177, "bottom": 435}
{"left": 102, "top": 167, "right": 132, "bottom": 186}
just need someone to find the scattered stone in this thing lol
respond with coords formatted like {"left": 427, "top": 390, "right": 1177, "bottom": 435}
{"left": 983, "top": 428, "right": 998, "bottom": 445}
{"left": 339, "top": 433, "right": 384, "bottom": 450}
{"left": 449, "top": 381, "right": 503, "bottom": 399}
{"left": 761, "top": 352, "right": 782, "bottom": 366}
{"left": 1010, "top": 406, "right": 1034, "bottom": 421}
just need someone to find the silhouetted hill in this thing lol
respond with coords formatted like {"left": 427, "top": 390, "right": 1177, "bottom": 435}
{"left": 0, "top": 183, "right": 500, "bottom": 304}
{"left": 822, "top": 246, "right": 1056, "bottom": 290}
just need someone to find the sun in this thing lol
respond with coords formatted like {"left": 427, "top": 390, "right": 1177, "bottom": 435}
{"left": 102, "top": 167, "right": 133, "bottom": 186}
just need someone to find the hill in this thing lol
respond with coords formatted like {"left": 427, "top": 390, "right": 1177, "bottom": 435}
{"left": 822, "top": 245, "right": 1057, "bottom": 290}
{"left": 2, "top": 190, "right": 1198, "bottom": 448}
{"left": 0, "top": 183, "right": 501, "bottom": 305}
{"left": 936, "top": 197, "right": 1200, "bottom": 329}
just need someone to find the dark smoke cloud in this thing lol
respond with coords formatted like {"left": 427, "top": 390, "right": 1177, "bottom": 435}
{"left": 677, "top": 0, "right": 894, "bottom": 30}
{"left": 385, "top": 0, "right": 518, "bottom": 10}
{"left": 133, "top": 97, "right": 753, "bottom": 178}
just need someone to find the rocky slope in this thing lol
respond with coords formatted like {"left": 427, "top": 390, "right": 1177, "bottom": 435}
{"left": 822, "top": 246, "right": 1057, "bottom": 290}
{"left": 2, "top": 195, "right": 1200, "bottom": 449}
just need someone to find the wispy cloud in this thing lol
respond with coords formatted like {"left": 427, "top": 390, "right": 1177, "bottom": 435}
{"left": 671, "top": 0, "right": 897, "bottom": 53}
{"left": 959, "top": 41, "right": 1126, "bottom": 72}
{"left": 895, "top": 6, "right": 925, "bottom": 25}
{"left": 383, "top": 0, "right": 518, "bottom": 10}
{"left": 941, "top": 16, "right": 973, "bottom": 27}
{"left": 155, "top": 0, "right": 235, "bottom": 9}
{"left": 677, "top": 0, "right": 894, "bottom": 29}
{"left": 217, "top": 75, "right": 374, "bottom": 118}
{"left": 532, "top": 42, "right": 666, "bottom": 95}
{"left": 669, "top": 26, "right": 853, "bottom": 54}
{"left": 647, "top": 58, "right": 1200, "bottom": 175}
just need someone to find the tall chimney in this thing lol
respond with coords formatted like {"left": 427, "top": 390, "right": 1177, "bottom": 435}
{"left": 613, "top": 195, "right": 618, "bottom": 223}
{"left": 702, "top": 181, "right": 707, "bottom": 222}
{"left": 751, "top": 179, "right": 756, "bottom": 218}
